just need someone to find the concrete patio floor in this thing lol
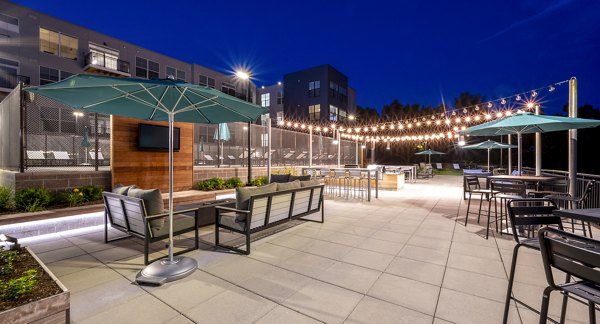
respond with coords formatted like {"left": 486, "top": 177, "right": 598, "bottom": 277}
{"left": 20, "top": 175, "right": 594, "bottom": 323}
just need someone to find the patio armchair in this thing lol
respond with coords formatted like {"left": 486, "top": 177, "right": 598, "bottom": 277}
{"left": 463, "top": 176, "right": 497, "bottom": 227}
{"left": 26, "top": 150, "right": 46, "bottom": 166}
{"left": 538, "top": 228, "right": 600, "bottom": 324}
{"left": 52, "top": 150, "right": 74, "bottom": 165}
{"left": 502, "top": 198, "right": 564, "bottom": 323}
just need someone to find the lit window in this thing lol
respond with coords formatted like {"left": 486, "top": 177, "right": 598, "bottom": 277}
{"left": 261, "top": 93, "right": 270, "bottom": 107}
{"left": 309, "top": 104, "right": 320, "bottom": 120}
{"left": 308, "top": 81, "right": 320, "bottom": 97}
{"left": 329, "top": 105, "right": 339, "bottom": 121}
{"left": 276, "top": 111, "right": 284, "bottom": 122}
{"left": 277, "top": 89, "right": 283, "bottom": 104}
{"left": 39, "top": 28, "right": 78, "bottom": 60}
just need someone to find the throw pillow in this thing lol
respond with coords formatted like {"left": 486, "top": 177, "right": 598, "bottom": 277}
{"left": 236, "top": 182, "right": 277, "bottom": 210}
{"left": 127, "top": 188, "right": 165, "bottom": 230}
{"left": 113, "top": 184, "right": 136, "bottom": 196}
{"left": 270, "top": 174, "right": 290, "bottom": 183}
{"left": 300, "top": 179, "right": 321, "bottom": 187}
{"left": 289, "top": 175, "right": 311, "bottom": 181}
{"left": 277, "top": 180, "right": 301, "bottom": 191}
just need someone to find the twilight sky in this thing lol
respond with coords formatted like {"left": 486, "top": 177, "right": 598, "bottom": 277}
{"left": 15, "top": 0, "right": 600, "bottom": 114}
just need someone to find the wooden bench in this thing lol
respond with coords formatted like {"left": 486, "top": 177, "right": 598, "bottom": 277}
{"left": 102, "top": 192, "right": 199, "bottom": 265}
{"left": 215, "top": 184, "right": 325, "bottom": 254}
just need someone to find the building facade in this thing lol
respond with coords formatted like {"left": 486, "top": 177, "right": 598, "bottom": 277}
{"left": 278, "top": 64, "right": 356, "bottom": 122}
{"left": 0, "top": 0, "right": 256, "bottom": 103}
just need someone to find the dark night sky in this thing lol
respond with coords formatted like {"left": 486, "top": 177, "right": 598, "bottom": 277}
{"left": 14, "top": 0, "right": 600, "bottom": 114}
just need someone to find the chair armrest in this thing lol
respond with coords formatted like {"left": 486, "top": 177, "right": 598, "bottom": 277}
{"left": 215, "top": 206, "right": 250, "bottom": 214}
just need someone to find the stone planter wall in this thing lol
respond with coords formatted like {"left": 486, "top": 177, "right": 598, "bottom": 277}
{"left": 0, "top": 247, "right": 70, "bottom": 323}
{"left": 193, "top": 166, "right": 302, "bottom": 184}
{"left": 0, "top": 169, "right": 111, "bottom": 194}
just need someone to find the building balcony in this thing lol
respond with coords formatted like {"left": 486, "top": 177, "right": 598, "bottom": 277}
{"left": 83, "top": 52, "right": 130, "bottom": 77}
{"left": 0, "top": 74, "right": 30, "bottom": 92}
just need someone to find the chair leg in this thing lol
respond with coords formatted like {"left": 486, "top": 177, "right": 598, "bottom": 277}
{"left": 465, "top": 193, "right": 472, "bottom": 226}
{"left": 559, "top": 274, "right": 571, "bottom": 324}
{"left": 503, "top": 244, "right": 521, "bottom": 324}
{"left": 477, "top": 194, "right": 484, "bottom": 223}
{"left": 486, "top": 197, "right": 492, "bottom": 239}
{"left": 590, "top": 302, "right": 597, "bottom": 324}
{"left": 245, "top": 232, "right": 251, "bottom": 255}
{"left": 539, "top": 287, "right": 554, "bottom": 324}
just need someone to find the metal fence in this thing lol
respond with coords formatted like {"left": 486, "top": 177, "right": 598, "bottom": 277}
{"left": 0, "top": 84, "right": 21, "bottom": 171}
{"left": 22, "top": 91, "right": 111, "bottom": 172}
{"left": 193, "top": 122, "right": 358, "bottom": 167}
{"left": 524, "top": 167, "right": 600, "bottom": 208}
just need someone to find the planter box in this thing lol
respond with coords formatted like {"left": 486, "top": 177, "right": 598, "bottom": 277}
{"left": 0, "top": 247, "right": 70, "bottom": 324}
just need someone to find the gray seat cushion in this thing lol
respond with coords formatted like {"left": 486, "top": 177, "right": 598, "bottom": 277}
{"left": 289, "top": 175, "right": 311, "bottom": 181}
{"left": 277, "top": 180, "right": 301, "bottom": 191}
{"left": 270, "top": 174, "right": 290, "bottom": 183}
{"left": 113, "top": 184, "right": 136, "bottom": 196}
{"left": 150, "top": 214, "right": 195, "bottom": 237}
{"left": 236, "top": 183, "right": 277, "bottom": 210}
{"left": 219, "top": 212, "right": 246, "bottom": 231}
{"left": 300, "top": 179, "right": 321, "bottom": 187}
{"left": 127, "top": 188, "right": 165, "bottom": 230}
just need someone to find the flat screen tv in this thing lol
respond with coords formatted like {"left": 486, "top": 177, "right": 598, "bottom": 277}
{"left": 138, "top": 123, "right": 180, "bottom": 152}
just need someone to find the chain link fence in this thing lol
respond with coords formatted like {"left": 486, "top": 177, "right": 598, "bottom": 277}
{"left": 22, "top": 91, "right": 111, "bottom": 171}
{"left": 193, "top": 122, "right": 358, "bottom": 167}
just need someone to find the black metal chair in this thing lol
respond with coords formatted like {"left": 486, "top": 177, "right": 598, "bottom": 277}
{"left": 528, "top": 177, "right": 569, "bottom": 198}
{"left": 463, "top": 176, "right": 496, "bottom": 227}
{"left": 546, "top": 180, "right": 596, "bottom": 237}
{"left": 487, "top": 180, "right": 526, "bottom": 239}
{"left": 538, "top": 228, "right": 600, "bottom": 324}
{"left": 502, "top": 198, "right": 564, "bottom": 323}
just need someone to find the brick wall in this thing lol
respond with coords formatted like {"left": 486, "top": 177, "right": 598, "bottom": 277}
{"left": 13, "top": 171, "right": 111, "bottom": 193}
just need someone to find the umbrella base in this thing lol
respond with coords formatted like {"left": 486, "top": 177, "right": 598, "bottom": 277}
{"left": 136, "top": 256, "right": 197, "bottom": 286}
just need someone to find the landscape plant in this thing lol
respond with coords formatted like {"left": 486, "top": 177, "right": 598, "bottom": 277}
{"left": 0, "top": 186, "right": 13, "bottom": 211}
{"left": 14, "top": 187, "right": 52, "bottom": 212}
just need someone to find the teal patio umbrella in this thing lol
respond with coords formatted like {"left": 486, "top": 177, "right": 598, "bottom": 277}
{"left": 415, "top": 149, "right": 445, "bottom": 164}
{"left": 461, "top": 112, "right": 600, "bottom": 173}
{"left": 25, "top": 74, "right": 267, "bottom": 284}
{"left": 462, "top": 140, "right": 517, "bottom": 171}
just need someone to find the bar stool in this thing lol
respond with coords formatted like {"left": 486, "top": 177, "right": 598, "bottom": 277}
{"left": 487, "top": 180, "right": 526, "bottom": 239}
{"left": 332, "top": 168, "right": 350, "bottom": 198}
{"left": 348, "top": 169, "right": 367, "bottom": 200}
{"left": 463, "top": 176, "right": 496, "bottom": 227}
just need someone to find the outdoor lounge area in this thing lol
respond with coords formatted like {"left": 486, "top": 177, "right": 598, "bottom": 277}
{"left": 10, "top": 175, "right": 596, "bottom": 323}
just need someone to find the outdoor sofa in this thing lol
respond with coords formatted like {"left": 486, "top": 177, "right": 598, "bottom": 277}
{"left": 215, "top": 180, "right": 325, "bottom": 254}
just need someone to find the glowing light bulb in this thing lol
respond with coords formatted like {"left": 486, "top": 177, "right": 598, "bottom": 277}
{"left": 444, "top": 119, "right": 451, "bottom": 125}
{"left": 474, "top": 115, "right": 481, "bottom": 121}
{"left": 372, "top": 126, "right": 377, "bottom": 132}
{"left": 331, "top": 124, "right": 336, "bottom": 129}
{"left": 426, "top": 120, "right": 431, "bottom": 125}
{"left": 505, "top": 111, "right": 512, "bottom": 116}
{"left": 465, "top": 116, "right": 472, "bottom": 122}
{"left": 487, "top": 102, "right": 493, "bottom": 108}
{"left": 435, "top": 120, "right": 441, "bottom": 125}
{"left": 475, "top": 105, "right": 480, "bottom": 111}
{"left": 416, "top": 122, "right": 421, "bottom": 126}
{"left": 463, "top": 108, "right": 468, "bottom": 114}
{"left": 496, "top": 112, "right": 503, "bottom": 118}
{"left": 516, "top": 95, "right": 521, "bottom": 101}
{"left": 399, "top": 124, "right": 404, "bottom": 130}
{"left": 278, "top": 120, "right": 285, "bottom": 125}
{"left": 363, "top": 127, "right": 369, "bottom": 132}
{"left": 323, "top": 127, "right": 329, "bottom": 132}
{"left": 527, "top": 102, "right": 534, "bottom": 109}
{"left": 485, "top": 114, "right": 492, "bottom": 120}
{"left": 501, "top": 98, "right": 506, "bottom": 105}
{"left": 380, "top": 125, "right": 385, "bottom": 130}
{"left": 293, "top": 123, "right": 299, "bottom": 128}
{"left": 287, "top": 122, "right": 292, "bottom": 126}
{"left": 532, "top": 90, "right": 537, "bottom": 97}
{"left": 549, "top": 85, "right": 555, "bottom": 92}
{"left": 455, "top": 117, "right": 461, "bottom": 123}
{"left": 300, "top": 124, "right": 306, "bottom": 129}
{"left": 315, "top": 126, "right": 321, "bottom": 131}
{"left": 407, "top": 123, "right": 413, "bottom": 128}
{"left": 390, "top": 124, "right": 395, "bottom": 129}
{"left": 453, "top": 126, "right": 459, "bottom": 131}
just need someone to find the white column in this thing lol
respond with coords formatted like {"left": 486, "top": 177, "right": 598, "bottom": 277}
{"left": 309, "top": 127, "right": 313, "bottom": 167}
{"left": 535, "top": 105, "right": 542, "bottom": 176}
{"left": 267, "top": 118, "right": 271, "bottom": 182}
{"left": 568, "top": 77, "right": 577, "bottom": 197}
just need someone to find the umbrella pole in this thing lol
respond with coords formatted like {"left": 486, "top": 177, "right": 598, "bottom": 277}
{"left": 487, "top": 148, "right": 490, "bottom": 172}
{"left": 137, "top": 113, "right": 197, "bottom": 285}
{"left": 517, "top": 132, "right": 522, "bottom": 175}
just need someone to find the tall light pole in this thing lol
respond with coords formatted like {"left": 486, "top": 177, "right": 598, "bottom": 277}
{"left": 235, "top": 69, "right": 254, "bottom": 184}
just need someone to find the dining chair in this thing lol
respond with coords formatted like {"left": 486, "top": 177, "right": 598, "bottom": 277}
{"left": 487, "top": 180, "right": 526, "bottom": 239}
{"left": 546, "top": 180, "right": 596, "bottom": 237}
{"left": 538, "top": 228, "right": 600, "bottom": 324}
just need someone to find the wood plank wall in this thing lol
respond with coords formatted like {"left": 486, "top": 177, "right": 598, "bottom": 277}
{"left": 111, "top": 116, "right": 193, "bottom": 192}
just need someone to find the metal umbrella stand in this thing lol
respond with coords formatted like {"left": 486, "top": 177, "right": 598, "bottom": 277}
{"left": 25, "top": 74, "right": 267, "bottom": 285}
{"left": 415, "top": 149, "right": 445, "bottom": 164}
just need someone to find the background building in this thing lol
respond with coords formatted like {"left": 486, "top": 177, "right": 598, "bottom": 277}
{"left": 0, "top": 0, "right": 256, "bottom": 103}
{"left": 257, "top": 64, "right": 356, "bottom": 123}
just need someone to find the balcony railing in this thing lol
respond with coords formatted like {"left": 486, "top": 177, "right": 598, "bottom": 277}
{"left": 0, "top": 74, "right": 30, "bottom": 90}
{"left": 84, "top": 52, "right": 130, "bottom": 75}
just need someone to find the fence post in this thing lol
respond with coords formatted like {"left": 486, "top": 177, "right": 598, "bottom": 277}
{"left": 94, "top": 113, "right": 99, "bottom": 171}
{"left": 19, "top": 83, "right": 25, "bottom": 173}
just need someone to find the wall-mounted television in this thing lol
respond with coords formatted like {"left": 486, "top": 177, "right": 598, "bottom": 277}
{"left": 138, "top": 123, "right": 180, "bottom": 152}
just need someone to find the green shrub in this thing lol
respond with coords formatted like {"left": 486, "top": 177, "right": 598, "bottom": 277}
{"left": 196, "top": 177, "right": 226, "bottom": 191}
{"left": 0, "top": 269, "right": 37, "bottom": 300}
{"left": 0, "top": 249, "right": 19, "bottom": 275}
{"left": 224, "top": 177, "right": 244, "bottom": 189}
{"left": 250, "top": 176, "right": 268, "bottom": 187}
{"left": 80, "top": 185, "right": 103, "bottom": 202}
{"left": 0, "top": 186, "right": 13, "bottom": 211}
{"left": 62, "top": 188, "right": 86, "bottom": 207}
{"left": 14, "top": 187, "right": 52, "bottom": 212}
